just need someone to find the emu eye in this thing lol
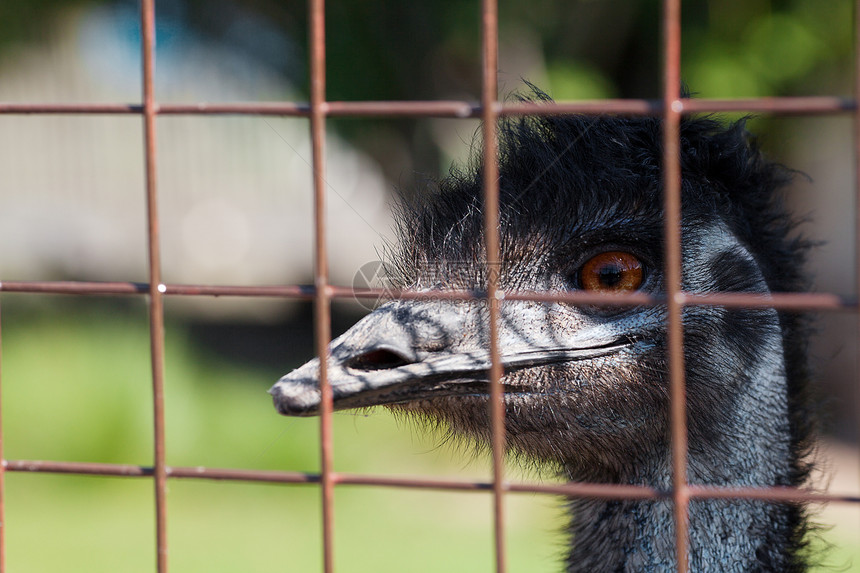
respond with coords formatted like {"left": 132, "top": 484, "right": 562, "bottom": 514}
{"left": 579, "top": 251, "right": 644, "bottom": 292}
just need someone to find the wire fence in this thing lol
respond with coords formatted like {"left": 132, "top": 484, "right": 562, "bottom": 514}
{"left": 2, "top": 1, "right": 860, "bottom": 572}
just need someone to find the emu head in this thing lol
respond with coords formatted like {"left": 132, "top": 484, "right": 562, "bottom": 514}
{"left": 270, "top": 109, "right": 807, "bottom": 484}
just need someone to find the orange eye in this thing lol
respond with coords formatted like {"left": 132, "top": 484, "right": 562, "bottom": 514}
{"left": 579, "top": 251, "right": 644, "bottom": 292}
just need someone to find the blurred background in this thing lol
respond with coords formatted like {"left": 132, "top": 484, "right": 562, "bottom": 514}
{"left": 0, "top": 0, "right": 858, "bottom": 571}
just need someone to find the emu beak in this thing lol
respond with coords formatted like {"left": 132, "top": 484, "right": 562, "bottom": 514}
{"left": 269, "top": 299, "right": 632, "bottom": 416}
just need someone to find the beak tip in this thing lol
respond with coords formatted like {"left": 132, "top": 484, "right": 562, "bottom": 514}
{"left": 269, "top": 377, "right": 323, "bottom": 417}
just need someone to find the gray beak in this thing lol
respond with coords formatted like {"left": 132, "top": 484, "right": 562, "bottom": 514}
{"left": 268, "top": 299, "right": 634, "bottom": 416}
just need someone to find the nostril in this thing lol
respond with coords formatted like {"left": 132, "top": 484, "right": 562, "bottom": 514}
{"left": 346, "top": 348, "right": 412, "bottom": 371}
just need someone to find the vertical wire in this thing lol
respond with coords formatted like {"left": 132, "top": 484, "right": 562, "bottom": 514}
{"left": 308, "top": 0, "right": 335, "bottom": 571}
{"left": 480, "top": 1, "right": 506, "bottom": 571}
{"left": 662, "top": 0, "right": 689, "bottom": 571}
{"left": 0, "top": 302, "right": 5, "bottom": 573}
{"left": 140, "top": 0, "right": 168, "bottom": 571}
{"left": 854, "top": 0, "right": 860, "bottom": 543}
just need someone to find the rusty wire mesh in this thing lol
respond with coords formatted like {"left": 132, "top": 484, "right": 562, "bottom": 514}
{"left": 1, "top": 0, "right": 860, "bottom": 572}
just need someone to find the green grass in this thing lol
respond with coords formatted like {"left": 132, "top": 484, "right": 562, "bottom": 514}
{"left": 1, "top": 301, "right": 857, "bottom": 571}
{"left": 0, "top": 302, "right": 563, "bottom": 572}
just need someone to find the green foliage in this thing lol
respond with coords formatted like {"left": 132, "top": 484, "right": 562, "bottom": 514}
{"left": 683, "top": 0, "right": 852, "bottom": 98}
{"left": 0, "top": 0, "right": 105, "bottom": 51}
{"left": 545, "top": 62, "right": 616, "bottom": 100}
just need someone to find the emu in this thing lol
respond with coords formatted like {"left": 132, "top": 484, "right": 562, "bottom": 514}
{"left": 269, "top": 97, "right": 814, "bottom": 572}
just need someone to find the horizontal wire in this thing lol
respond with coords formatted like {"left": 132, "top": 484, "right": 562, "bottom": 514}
{"left": 0, "top": 280, "right": 853, "bottom": 311}
{"left": 0, "top": 96, "right": 854, "bottom": 117}
{"left": 5, "top": 459, "right": 857, "bottom": 504}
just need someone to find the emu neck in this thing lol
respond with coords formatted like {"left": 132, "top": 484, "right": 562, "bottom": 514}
{"left": 563, "top": 326, "right": 796, "bottom": 572}
{"left": 564, "top": 494, "right": 796, "bottom": 572}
